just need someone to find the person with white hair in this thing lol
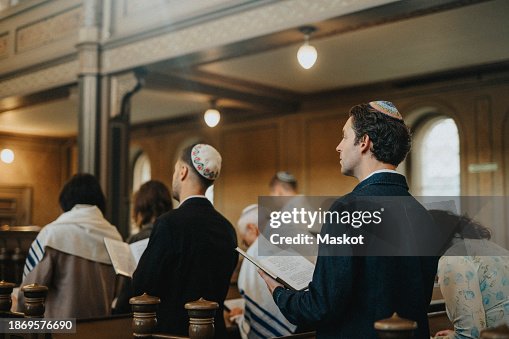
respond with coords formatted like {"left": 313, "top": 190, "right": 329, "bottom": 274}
{"left": 230, "top": 204, "right": 297, "bottom": 339}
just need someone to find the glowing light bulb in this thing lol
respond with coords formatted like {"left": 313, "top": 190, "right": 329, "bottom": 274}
{"left": 204, "top": 108, "right": 220, "bottom": 128}
{"left": 0, "top": 149, "right": 14, "bottom": 164}
{"left": 297, "top": 42, "right": 317, "bottom": 69}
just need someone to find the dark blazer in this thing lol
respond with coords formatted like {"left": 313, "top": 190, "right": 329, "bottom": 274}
{"left": 273, "top": 173, "right": 439, "bottom": 339}
{"left": 133, "top": 197, "right": 238, "bottom": 338}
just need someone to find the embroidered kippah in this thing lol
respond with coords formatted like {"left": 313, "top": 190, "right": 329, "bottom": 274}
{"left": 368, "top": 101, "right": 403, "bottom": 121}
{"left": 191, "top": 144, "right": 222, "bottom": 180}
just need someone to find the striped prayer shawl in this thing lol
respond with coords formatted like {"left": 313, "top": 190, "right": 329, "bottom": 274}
{"left": 242, "top": 290, "right": 294, "bottom": 338}
{"left": 23, "top": 204, "right": 122, "bottom": 278}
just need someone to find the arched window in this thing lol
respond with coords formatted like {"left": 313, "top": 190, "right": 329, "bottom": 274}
{"left": 133, "top": 152, "right": 151, "bottom": 193}
{"left": 412, "top": 117, "right": 460, "bottom": 196}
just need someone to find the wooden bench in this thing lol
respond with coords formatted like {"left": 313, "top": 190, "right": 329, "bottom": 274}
{"left": 5, "top": 280, "right": 503, "bottom": 339}
{"left": 0, "top": 281, "right": 48, "bottom": 339}
{"left": 52, "top": 294, "right": 221, "bottom": 339}
{"left": 1, "top": 280, "right": 221, "bottom": 339}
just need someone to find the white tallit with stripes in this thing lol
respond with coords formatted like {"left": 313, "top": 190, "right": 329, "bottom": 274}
{"left": 236, "top": 237, "right": 297, "bottom": 339}
{"left": 24, "top": 204, "right": 122, "bottom": 278}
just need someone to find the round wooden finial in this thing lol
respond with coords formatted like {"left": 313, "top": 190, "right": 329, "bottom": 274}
{"left": 21, "top": 283, "right": 48, "bottom": 318}
{"left": 0, "top": 280, "right": 16, "bottom": 312}
{"left": 374, "top": 313, "right": 417, "bottom": 331}
{"left": 481, "top": 324, "right": 509, "bottom": 339}
{"left": 21, "top": 283, "right": 48, "bottom": 295}
{"left": 129, "top": 293, "right": 160, "bottom": 306}
{"left": 130, "top": 293, "right": 160, "bottom": 338}
{"left": 185, "top": 298, "right": 219, "bottom": 311}
{"left": 374, "top": 313, "right": 417, "bottom": 339}
{"left": 0, "top": 280, "right": 16, "bottom": 291}
{"left": 185, "top": 298, "right": 218, "bottom": 339}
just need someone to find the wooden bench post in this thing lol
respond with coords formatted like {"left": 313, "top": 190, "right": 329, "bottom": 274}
{"left": 21, "top": 283, "right": 48, "bottom": 318}
{"left": 130, "top": 295, "right": 218, "bottom": 339}
{"left": 130, "top": 293, "right": 160, "bottom": 338}
{"left": 185, "top": 298, "right": 218, "bottom": 339}
{"left": 374, "top": 312, "right": 417, "bottom": 338}
{"left": 0, "top": 280, "right": 15, "bottom": 312}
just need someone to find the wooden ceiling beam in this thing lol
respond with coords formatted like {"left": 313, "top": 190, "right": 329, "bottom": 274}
{"left": 144, "top": 72, "right": 300, "bottom": 114}
{"left": 0, "top": 86, "right": 72, "bottom": 114}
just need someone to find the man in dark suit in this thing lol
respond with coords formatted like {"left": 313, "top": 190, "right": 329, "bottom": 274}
{"left": 133, "top": 143, "right": 238, "bottom": 338}
{"left": 261, "top": 101, "right": 440, "bottom": 338}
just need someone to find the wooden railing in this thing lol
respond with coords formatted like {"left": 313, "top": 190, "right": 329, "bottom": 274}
{"left": 2, "top": 280, "right": 509, "bottom": 339}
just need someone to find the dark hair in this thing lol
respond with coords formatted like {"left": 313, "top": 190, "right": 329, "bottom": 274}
{"left": 59, "top": 173, "right": 106, "bottom": 214}
{"left": 349, "top": 104, "right": 411, "bottom": 166}
{"left": 133, "top": 180, "right": 172, "bottom": 226}
{"left": 429, "top": 209, "right": 491, "bottom": 254}
{"left": 180, "top": 144, "right": 214, "bottom": 189}
{"left": 269, "top": 171, "right": 298, "bottom": 191}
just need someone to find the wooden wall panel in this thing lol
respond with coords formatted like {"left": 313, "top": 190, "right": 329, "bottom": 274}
{"left": 218, "top": 123, "right": 279, "bottom": 226}
{"left": 305, "top": 114, "right": 357, "bottom": 196}
{"left": 128, "top": 74, "right": 509, "bottom": 231}
{"left": 0, "top": 134, "right": 72, "bottom": 226}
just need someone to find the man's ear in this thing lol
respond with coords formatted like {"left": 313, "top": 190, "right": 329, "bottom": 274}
{"left": 247, "top": 223, "right": 259, "bottom": 236}
{"left": 180, "top": 163, "right": 189, "bottom": 181}
{"left": 360, "top": 135, "right": 371, "bottom": 153}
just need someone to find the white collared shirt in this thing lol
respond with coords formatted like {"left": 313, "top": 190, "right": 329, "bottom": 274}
{"left": 178, "top": 195, "right": 207, "bottom": 207}
{"left": 362, "top": 169, "right": 402, "bottom": 182}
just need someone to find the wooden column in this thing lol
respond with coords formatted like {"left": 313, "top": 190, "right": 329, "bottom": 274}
{"left": 77, "top": 0, "right": 103, "bottom": 177}
{"left": 107, "top": 69, "right": 145, "bottom": 238}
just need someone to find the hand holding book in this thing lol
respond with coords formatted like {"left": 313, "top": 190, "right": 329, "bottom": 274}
{"left": 235, "top": 247, "right": 315, "bottom": 291}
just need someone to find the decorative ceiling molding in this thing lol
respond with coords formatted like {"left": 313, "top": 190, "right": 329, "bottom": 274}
{"left": 0, "top": 60, "right": 78, "bottom": 99}
{"left": 101, "top": 0, "right": 396, "bottom": 74}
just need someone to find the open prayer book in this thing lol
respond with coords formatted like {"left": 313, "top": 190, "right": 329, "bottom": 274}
{"left": 235, "top": 247, "right": 315, "bottom": 291}
{"left": 104, "top": 237, "right": 149, "bottom": 278}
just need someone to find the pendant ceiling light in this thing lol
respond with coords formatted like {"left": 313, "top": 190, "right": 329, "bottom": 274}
{"left": 297, "top": 26, "right": 317, "bottom": 70}
{"left": 204, "top": 100, "right": 221, "bottom": 128}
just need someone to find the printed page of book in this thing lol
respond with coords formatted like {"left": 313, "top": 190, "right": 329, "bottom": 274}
{"left": 129, "top": 238, "right": 149, "bottom": 266}
{"left": 236, "top": 247, "right": 278, "bottom": 280}
{"left": 259, "top": 250, "right": 315, "bottom": 291}
{"left": 104, "top": 237, "right": 136, "bottom": 278}
{"left": 236, "top": 247, "right": 315, "bottom": 291}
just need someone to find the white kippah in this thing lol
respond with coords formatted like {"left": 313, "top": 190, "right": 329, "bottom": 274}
{"left": 191, "top": 144, "right": 222, "bottom": 180}
{"left": 237, "top": 204, "right": 258, "bottom": 234}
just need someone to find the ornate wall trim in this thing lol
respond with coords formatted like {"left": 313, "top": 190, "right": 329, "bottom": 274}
{"left": 15, "top": 6, "right": 81, "bottom": 54}
{"left": 0, "top": 60, "right": 78, "bottom": 99}
{"left": 102, "top": 0, "right": 396, "bottom": 74}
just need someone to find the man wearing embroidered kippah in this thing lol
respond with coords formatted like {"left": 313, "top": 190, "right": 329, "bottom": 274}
{"left": 260, "top": 101, "right": 441, "bottom": 338}
{"left": 133, "top": 143, "right": 238, "bottom": 338}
